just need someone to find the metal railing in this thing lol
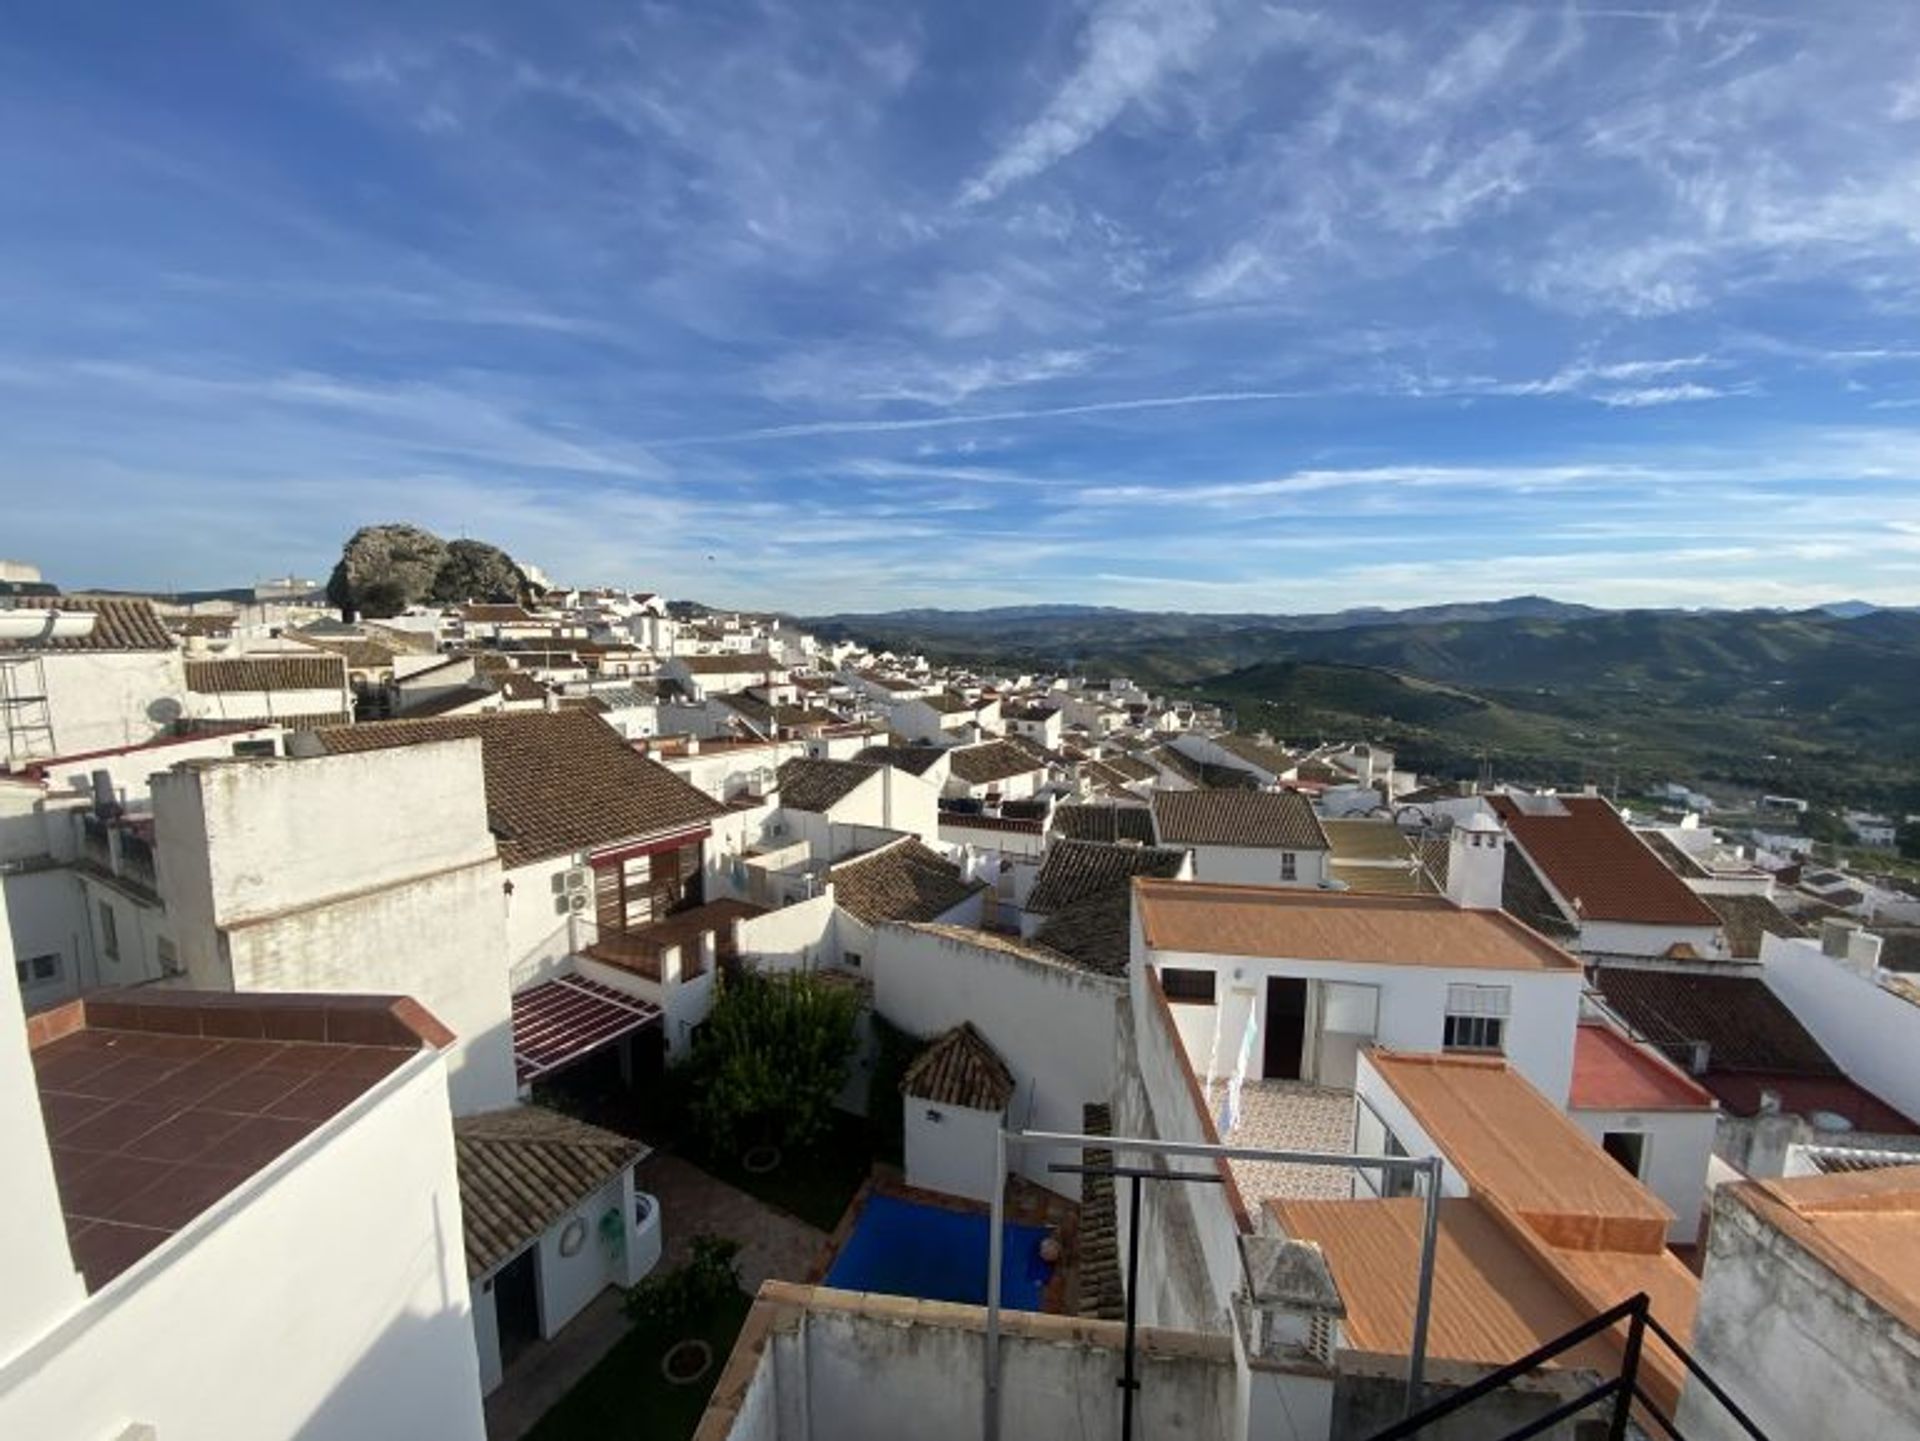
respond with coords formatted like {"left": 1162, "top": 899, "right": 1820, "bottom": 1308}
{"left": 1364, "top": 1290, "right": 1771, "bottom": 1441}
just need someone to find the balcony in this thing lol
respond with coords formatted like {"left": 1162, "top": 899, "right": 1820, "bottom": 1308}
{"left": 583, "top": 898, "right": 767, "bottom": 985}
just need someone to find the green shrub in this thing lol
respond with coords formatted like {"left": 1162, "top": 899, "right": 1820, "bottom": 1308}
{"left": 624, "top": 1235, "right": 742, "bottom": 1335}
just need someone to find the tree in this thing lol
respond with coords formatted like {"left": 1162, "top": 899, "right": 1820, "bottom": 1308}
{"left": 686, "top": 971, "right": 861, "bottom": 1154}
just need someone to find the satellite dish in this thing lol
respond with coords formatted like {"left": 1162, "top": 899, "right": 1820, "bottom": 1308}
{"left": 147, "top": 696, "right": 184, "bottom": 726}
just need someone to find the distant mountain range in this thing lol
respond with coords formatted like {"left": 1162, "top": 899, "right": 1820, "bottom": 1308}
{"left": 801, "top": 596, "right": 1920, "bottom": 807}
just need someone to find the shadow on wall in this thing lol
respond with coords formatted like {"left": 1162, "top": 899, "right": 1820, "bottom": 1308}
{"left": 289, "top": 1192, "right": 488, "bottom": 1441}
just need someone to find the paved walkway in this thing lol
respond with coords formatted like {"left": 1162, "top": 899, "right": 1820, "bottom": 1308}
{"left": 482, "top": 1152, "right": 829, "bottom": 1441}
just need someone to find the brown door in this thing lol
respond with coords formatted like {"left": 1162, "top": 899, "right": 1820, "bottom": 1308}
{"left": 1264, "top": 978, "right": 1308, "bottom": 1080}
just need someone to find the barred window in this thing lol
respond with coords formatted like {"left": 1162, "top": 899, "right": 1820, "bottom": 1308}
{"left": 1443, "top": 983, "right": 1510, "bottom": 1053}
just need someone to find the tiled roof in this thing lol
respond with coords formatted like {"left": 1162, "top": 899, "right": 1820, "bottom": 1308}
{"left": 0, "top": 597, "right": 174, "bottom": 653}
{"left": 1150, "top": 745, "right": 1258, "bottom": 791}
{"left": 921, "top": 691, "right": 979, "bottom": 715}
{"left": 901, "top": 1022, "right": 1014, "bottom": 1110}
{"left": 946, "top": 740, "right": 1047, "bottom": 785}
{"left": 1489, "top": 794, "right": 1720, "bottom": 928}
{"left": 495, "top": 671, "right": 547, "bottom": 702}
{"left": 29, "top": 988, "right": 444, "bottom": 1291}
{"left": 1329, "top": 860, "right": 1436, "bottom": 896}
{"left": 1322, "top": 818, "right": 1420, "bottom": 864}
{"left": 851, "top": 744, "right": 948, "bottom": 776}
{"left": 1052, "top": 804, "right": 1156, "bottom": 845}
{"left": 1151, "top": 789, "right": 1329, "bottom": 850}
{"left": 455, "top": 1106, "right": 647, "bottom": 1278}
{"left": 296, "top": 636, "right": 399, "bottom": 670}
{"left": 395, "top": 685, "right": 497, "bottom": 718}
{"left": 1640, "top": 831, "right": 1710, "bottom": 879}
{"left": 830, "top": 839, "right": 984, "bottom": 925}
{"left": 1210, "top": 733, "right": 1297, "bottom": 775}
{"left": 1699, "top": 892, "right": 1805, "bottom": 959}
{"left": 1033, "top": 889, "right": 1139, "bottom": 977}
{"left": 312, "top": 710, "right": 725, "bottom": 867}
{"left": 676, "top": 652, "right": 779, "bottom": 673}
{"left": 1026, "top": 839, "right": 1188, "bottom": 916}
{"left": 185, "top": 655, "right": 347, "bottom": 693}
{"left": 1136, "top": 880, "right": 1582, "bottom": 971}
{"left": 459, "top": 603, "right": 533, "bottom": 623}
{"left": 776, "top": 757, "right": 880, "bottom": 812}
{"left": 1592, "top": 966, "right": 1839, "bottom": 1075}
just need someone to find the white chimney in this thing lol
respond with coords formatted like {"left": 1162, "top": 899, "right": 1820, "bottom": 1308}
{"left": 1446, "top": 811, "right": 1506, "bottom": 910}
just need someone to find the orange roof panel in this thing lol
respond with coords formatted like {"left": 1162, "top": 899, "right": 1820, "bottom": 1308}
{"left": 1368, "top": 1049, "right": 1673, "bottom": 1253}
{"left": 1570, "top": 1023, "right": 1717, "bottom": 1112}
{"left": 1134, "top": 880, "right": 1580, "bottom": 972}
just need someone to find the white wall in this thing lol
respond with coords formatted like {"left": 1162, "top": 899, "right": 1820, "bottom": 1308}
{"left": 0, "top": 887, "right": 89, "bottom": 1361}
{"left": 152, "top": 742, "right": 518, "bottom": 1114}
{"left": 1151, "top": 949, "right": 1582, "bottom": 1105}
{"left": 872, "top": 922, "right": 1117, "bottom": 1197}
{"left": 736, "top": 894, "right": 838, "bottom": 971}
{"left": 3, "top": 867, "right": 90, "bottom": 1008}
{"left": 904, "top": 1099, "right": 1004, "bottom": 1204}
{"left": 30, "top": 650, "right": 188, "bottom": 762}
{"left": 0, "top": 1053, "right": 487, "bottom": 1441}
{"left": 534, "top": 1169, "right": 630, "bottom": 1340}
{"left": 1678, "top": 1183, "right": 1920, "bottom": 1441}
{"left": 1577, "top": 918, "right": 1725, "bottom": 960}
{"left": 1567, "top": 1105, "right": 1716, "bottom": 1244}
{"left": 1761, "top": 934, "right": 1920, "bottom": 1125}
{"left": 1185, "top": 844, "right": 1329, "bottom": 888}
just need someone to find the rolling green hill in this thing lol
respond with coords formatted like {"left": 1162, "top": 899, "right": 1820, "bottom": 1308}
{"left": 806, "top": 603, "right": 1920, "bottom": 807}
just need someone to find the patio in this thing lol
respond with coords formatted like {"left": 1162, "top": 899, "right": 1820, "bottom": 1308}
{"left": 1204, "top": 1079, "right": 1357, "bottom": 1203}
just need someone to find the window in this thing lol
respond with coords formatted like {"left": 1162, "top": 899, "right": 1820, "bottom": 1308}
{"left": 1160, "top": 967, "right": 1216, "bottom": 1004}
{"left": 1602, "top": 1130, "right": 1648, "bottom": 1178}
{"left": 98, "top": 902, "right": 120, "bottom": 962}
{"left": 844, "top": 951, "right": 863, "bottom": 969}
{"left": 14, "top": 953, "right": 60, "bottom": 986}
{"left": 1443, "top": 983, "right": 1509, "bottom": 1052}
{"left": 1280, "top": 851, "right": 1298, "bottom": 882}
{"left": 156, "top": 936, "right": 180, "bottom": 976}
{"left": 230, "top": 739, "right": 276, "bottom": 758}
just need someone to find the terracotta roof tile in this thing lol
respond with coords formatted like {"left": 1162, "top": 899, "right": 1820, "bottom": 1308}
{"left": 1026, "top": 839, "right": 1188, "bottom": 916}
{"left": 1699, "top": 892, "right": 1805, "bottom": 959}
{"left": 1052, "top": 804, "right": 1155, "bottom": 844}
{"left": 851, "top": 744, "right": 947, "bottom": 776}
{"left": 776, "top": 758, "right": 880, "bottom": 812}
{"left": 830, "top": 839, "right": 984, "bottom": 925}
{"left": 1151, "top": 789, "right": 1328, "bottom": 850}
{"left": 313, "top": 710, "right": 724, "bottom": 867}
{"left": 946, "top": 740, "right": 1047, "bottom": 785}
{"left": 1592, "top": 967, "right": 1839, "bottom": 1075}
{"left": 1489, "top": 795, "right": 1720, "bottom": 927}
{"left": 901, "top": 1022, "right": 1014, "bottom": 1110}
{"left": 185, "top": 655, "right": 347, "bottom": 693}
{"left": 455, "top": 1105, "right": 646, "bottom": 1277}
{"left": 1, "top": 597, "right": 174, "bottom": 653}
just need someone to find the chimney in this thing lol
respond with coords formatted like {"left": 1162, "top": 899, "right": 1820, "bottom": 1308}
{"left": 1848, "top": 929, "right": 1884, "bottom": 973}
{"left": 1445, "top": 811, "right": 1506, "bottom": 910}
{"left": 1820, "top": 917, "right": 1860, "bottom": 960}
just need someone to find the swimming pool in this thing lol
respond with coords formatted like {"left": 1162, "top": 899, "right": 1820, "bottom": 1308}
{"left": 824, "top": 1193, "right": 1052, "bottom": 1311}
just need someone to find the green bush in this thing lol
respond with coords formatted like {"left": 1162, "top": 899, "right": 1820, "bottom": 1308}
{"left": 623, "top": 1235, "right": 742, "bottom": 1335}
{"left": 685, "top": 971, "right": 861, "bottom": 1154}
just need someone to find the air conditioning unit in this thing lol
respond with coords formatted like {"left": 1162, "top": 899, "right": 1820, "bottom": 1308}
{"left": 564, "top": 868, "right": 589, "bottom": 893}
{"left": 766, "top": 819, "right": 787, "bottom": 839}
{"left": 567, "top": 892, "right": 591, "bottom": 915}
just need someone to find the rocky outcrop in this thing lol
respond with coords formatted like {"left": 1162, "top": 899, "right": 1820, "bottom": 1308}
{"left": 326, "top": 525, "right": 529, "bottom": 618}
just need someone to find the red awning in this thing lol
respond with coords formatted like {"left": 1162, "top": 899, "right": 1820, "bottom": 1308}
{"left": 511, "top": 974, "right": 661, "bottom": 1084}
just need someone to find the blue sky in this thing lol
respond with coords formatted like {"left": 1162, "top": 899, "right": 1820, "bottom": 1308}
{"left": 5, "top": 2, "right": 1920, "bottom": 613}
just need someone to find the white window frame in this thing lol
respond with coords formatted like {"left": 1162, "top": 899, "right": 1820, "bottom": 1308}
{"left": 1443, "top": 983, "right": 1510, "bottom": 1053}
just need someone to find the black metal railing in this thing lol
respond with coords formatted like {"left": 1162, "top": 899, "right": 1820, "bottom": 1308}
{"left": 1364, "top": 1291, "right": 1770, "bottom": 1441}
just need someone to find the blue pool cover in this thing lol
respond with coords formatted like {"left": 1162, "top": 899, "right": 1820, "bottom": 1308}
{"left": 824, "top": 1193, "right": 1052, "bottom": 1311}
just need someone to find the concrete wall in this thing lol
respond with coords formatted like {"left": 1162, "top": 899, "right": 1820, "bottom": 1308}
{"left": 736, "top": 894, "right": 837, "bottom": 972}
{"left": 1567, "top": 1105, "right": 1716, "bottom": 1244}
{"left": 1151, "top": 950, "right": 1581, "bottom": 1106}
{"left": 903, "top": 1099, "right": 1005, "bottom": 1205}
{"left": 31, "top": 650, "right": 188, "bottom": 762}
{"left": 1577, "top": 918, "right": 1724, "bottom": 960}
{"left": 152, "top": 743, "right": 518, "bottom": 1114}
{"left": 1186, "top": 843, "right": 1330, "bottom": 889}
{"left": 0, "top": 887, "right": 89, "bottom": 1361}
{"left": 1761, "top": 933, "right": 1920, "bottom": 1124}
{"left": 871, "top": 923, "right": 1123, "bottom": 1198}
{"left": 720, "top": 1290, "right": 1241, "bottom": 1441}
{"left": 1677, "top": 1184, "right": 1920, "bottom": 1441}
{"left": 0, "top": 1052, "right": 487, "bottom": 1441}
{"left": 3, "top": 866, "right": 90, "bottom": 1008}
{"left": 505, "top": 854, "right": 584, "bottom": 986}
